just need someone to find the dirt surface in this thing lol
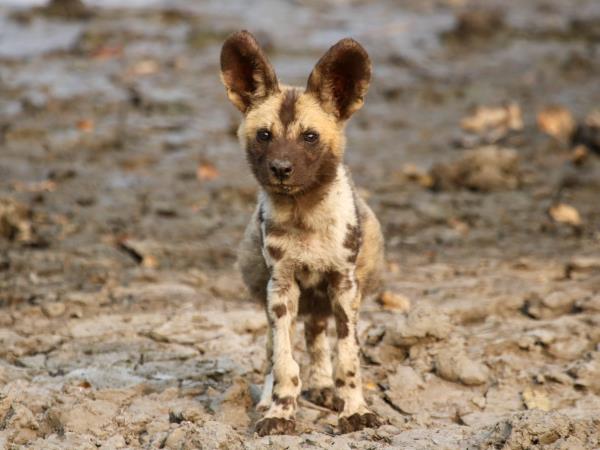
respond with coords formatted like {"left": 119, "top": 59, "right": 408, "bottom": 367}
{"left": 1, "top": 0, "right": 600, "bottom": 448}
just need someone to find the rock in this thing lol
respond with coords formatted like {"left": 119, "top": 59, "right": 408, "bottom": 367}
{"left": 430, "top": 146, "right": 520, "bottom": 192}
{"left": 569, "top": 354, "right": 600, "bottom": 393}
{"left": 571, "top": 112, "right": 600, "bottom": 154}
{"left": 522, "top": 387, "right": 551, "bottom": 411}
{"left": 565, "top": 256, "right": 600, "bottom": 279}
{"left": 41, "top": 302, "right": 66, "bottom": 318}
{"left": 460, "top": 103, "right": 522, "bottom": 134}
{"left": 434, "top": 340, "right": 489, "bottom": 386}
{"left": 163, "top": 421, "right": 243, "bottom": 450}
{"left": 384, "top": 365, "right": 424, "bottom": 414}
{"left": 446, "top": 9, "right": 505, "bottom": 42}
{"left": 99, "top": 434, "right": 127, "bottom": 449}
{"left": 522, "top": 289, "right": 589, "bottom": 319}
{"left": 0, "top": 198, "right": 34, "bottom": 243}
{"left": 210, "top": 377, "right": 252, "bottom": 428}
{"left": 547, "top": 336, "right": 589, "bottom": 360}
{"left": 57, "top": 399, "right": 118, "bottom": 436}
{"left": 468, "top": 410, "right": 592, "bottom": 450}
{"left": 0, "top": 404, "right": 40, "bottom": 445}
{"left": 36, "top": 0, "right": 93, "bottom": 20}
{"left": 386, "top": 304, "right": 453, "bottom": 347}
{"left": 64, "top": 367, "right": 145, "bottom": 389}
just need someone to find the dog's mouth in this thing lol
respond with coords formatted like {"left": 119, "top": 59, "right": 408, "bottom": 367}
{"left": 264, "top": 183, "right": 303, "bottom": 195}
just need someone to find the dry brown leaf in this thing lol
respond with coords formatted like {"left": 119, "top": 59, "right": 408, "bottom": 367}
{"left": 461, "top": 102, "right": 522, "bottom": 133}
{"left": 549, "top": 203, "right": 582, "bottom": 226}
{"left": 378, "top": 291, "right": 411, "bottom": 312}
{"left": 403, "top": 163, "right": 434, "bottom": 188}
{"left": 130, "top": 59, "right": 159, "bottom": 76}
{"left": 197, "top": 162, "right": 220, "bottom": 181}
{"left": 77, "top": 119, "right": 94, "bottom": 133}
{"left": 537, "top": 105, "right": 575, "bottom": 141}
{"left": 570, "top": 145, "right": 589, "bottom": 165}
{"left": 91, "top": 45, "right": 123, "bottom": 60}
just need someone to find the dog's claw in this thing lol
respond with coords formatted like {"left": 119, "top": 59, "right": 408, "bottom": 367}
{"left": 255, "top": 417, "right": 296, "bottom": 436}
{"left": 338, "top": 412, "right": 382, "bottom": 434}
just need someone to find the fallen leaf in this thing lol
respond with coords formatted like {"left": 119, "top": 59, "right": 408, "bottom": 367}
{"left": 549, "top": 203, "right": 582, "bottom": 226}
{"left": 130, "top": 59, "right": 159, "bottom": 76}
{"left": 378, "top": 291, "right": 411, "bottom": 312}
{"left": 197, "top": 162, "right": 220, "bottom": 181}
{"left": 537, "top": 105, "right": 575, "bottom": 141}
{"left": 403, "top": 163, "right": 434, "bottom": 188}
{"left": 570, "top": 145, "right": 589, "bottom": 165}
{"left": 77, "top": 119, "right": 94, "bottom": 133}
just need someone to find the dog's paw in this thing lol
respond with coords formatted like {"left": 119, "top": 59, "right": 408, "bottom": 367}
{"left": 255, "top": 417, "right": 296, "bottom": 436}
{"left": 338, "top": 412, "right": 382, "bottom": 434}
{"left": 303, "top": 387, "right": 344, "bottom": 412}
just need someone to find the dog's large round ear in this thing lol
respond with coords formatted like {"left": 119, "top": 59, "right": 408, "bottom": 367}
{"left": 220, "top": 30, "right": 280, "bottom": 113}
{"left": 306, "top": 38, "right": 371, "bottom": 121}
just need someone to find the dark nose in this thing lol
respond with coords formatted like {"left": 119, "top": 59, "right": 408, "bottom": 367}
{"left": 269, "top": 159, "right": 293, "bottom": 181}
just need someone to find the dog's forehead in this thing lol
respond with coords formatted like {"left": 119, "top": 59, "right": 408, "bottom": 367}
{"left": 244, "top": 88, "right": 337, "bottom": 135}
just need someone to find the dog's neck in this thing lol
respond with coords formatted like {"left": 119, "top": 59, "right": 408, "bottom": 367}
{"left": 259, "top": 164, "right": 355, "bottom": 232}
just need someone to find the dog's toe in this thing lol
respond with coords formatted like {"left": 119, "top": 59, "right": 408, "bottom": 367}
{"left": 255, "top": 417, "right": 296, "bottom": 436}
{"left": 338, "top": 412, "right": 382, "bottom": 434}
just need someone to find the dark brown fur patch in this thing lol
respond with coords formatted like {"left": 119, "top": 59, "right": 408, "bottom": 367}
{"left": 273, "top": 394, "right": 294, "bottom": 407}
{"left": 335, "top": 378, "right": 345, "bottom": 387}
{"left": 333, "top": 302, "right": 350, "bottom": 339}
{"left": 349, "top": 382, "right": 356, "bottom": 388}
{"left": 347, "top": 371, "right": 355, "bottom": 378}
{"left": 279, "top": 89, "right": 298, "bottom": 129}
{"left": 267, "top": 245, "right": 284, "bottom": 260}
{"left": 328, "top": 270, "right": 353, "bottom": 292}
{"left": 264, "top": 219, "right": 286, "bottom": 237}
{"left": 343, "top": 223, "right": 361, "bottom": 263}
{"left": 255, "top": 417, "right": 295, "bottom": 436}
{"left": 291, "top": 376, "right": 299, "bottom": 387}
{"left": 271, "top": 303, "right": 287, "bottom": 318}
{"left": 304, "top": 314, "right": 328, "bottom": 345}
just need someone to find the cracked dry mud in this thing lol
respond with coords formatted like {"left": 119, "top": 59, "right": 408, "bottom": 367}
{"left": 1, "top": 0, "right": 600, "bottom": 449}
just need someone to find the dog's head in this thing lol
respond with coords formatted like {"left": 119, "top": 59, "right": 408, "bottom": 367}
{"left": 220, "top": 30, "right": 371, "bottom": 197}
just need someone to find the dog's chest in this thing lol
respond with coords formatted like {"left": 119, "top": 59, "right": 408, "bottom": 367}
{"left": 271, "top": 221, "right": 348, "bottom": 271}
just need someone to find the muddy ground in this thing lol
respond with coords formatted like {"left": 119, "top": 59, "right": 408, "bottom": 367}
{"left": 1, "top": 0, "right": 600, "bottom": 448}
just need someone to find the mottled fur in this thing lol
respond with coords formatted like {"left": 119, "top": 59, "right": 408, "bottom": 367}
{"left": 220, "top": 30, "right": 384, "bottom": 436}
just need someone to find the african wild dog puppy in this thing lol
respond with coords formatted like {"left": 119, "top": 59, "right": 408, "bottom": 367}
{"left": 220, "top": 30, "right": 384, "bottom": 436}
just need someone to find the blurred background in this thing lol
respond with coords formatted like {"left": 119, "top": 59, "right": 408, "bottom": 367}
{"left": 0, "top": 0, "right": 599, "bottom": 448}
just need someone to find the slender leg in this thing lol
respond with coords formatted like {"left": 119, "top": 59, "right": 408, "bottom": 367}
{"left": 257, "top": 325, "right": 274, "bottom": 411}
{"left": 255, "top": 273, "right": 302, "bottom": 436}
{"left": 330, "top": 270, "right": 381, "bottom": 433}
{"left": 303, "top": 313, "right": 342, "bottom": 411}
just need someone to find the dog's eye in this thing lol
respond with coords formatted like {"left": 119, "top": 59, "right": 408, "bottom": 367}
{"left": 303, "top": 131, "right": 319, "bottom": 144}
{"left": 256, "top": 129, "right": 272, "bottom": 142}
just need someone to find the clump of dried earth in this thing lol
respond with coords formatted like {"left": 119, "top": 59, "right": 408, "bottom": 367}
{"left": 1, "top": 0, "right": 600, "bottom": 449}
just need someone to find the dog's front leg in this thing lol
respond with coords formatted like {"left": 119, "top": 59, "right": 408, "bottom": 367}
{"left": 255, "top": 267, "right": 301, "bottom": 436}
{"left": 330, "top": 270, "right": 381, "bottom": 433}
